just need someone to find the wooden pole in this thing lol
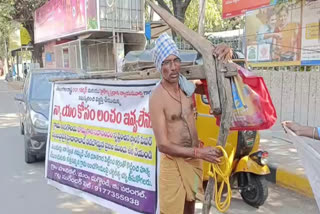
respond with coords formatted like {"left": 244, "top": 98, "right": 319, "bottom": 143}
{"left": 50, "top": 65, "right": 206, "bottom": 82}
{"left": 146, "top": 0, "right": 222, "bottom": 115}
{"left": 145, "top": 1, "right": 234, "bottom": 213}
{"left": 202, "top": 62, "right": 233, "bottom": 214}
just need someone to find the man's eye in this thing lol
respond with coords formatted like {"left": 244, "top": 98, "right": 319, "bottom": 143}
{"left": 174, "top": 58, "right": 181, "bottom": 63}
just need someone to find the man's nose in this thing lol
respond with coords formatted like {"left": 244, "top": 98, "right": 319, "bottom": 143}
{"left": 170, "top": 61, "right": 177, "bottom": 70}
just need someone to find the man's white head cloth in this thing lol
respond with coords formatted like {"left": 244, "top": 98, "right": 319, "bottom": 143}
{"left": 152, "top": 33, "right": 180, "bottom": 72}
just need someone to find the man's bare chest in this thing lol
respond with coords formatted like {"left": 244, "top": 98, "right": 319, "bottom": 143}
{"left": 163, "top": 96, "right": 194, "bottom": 123}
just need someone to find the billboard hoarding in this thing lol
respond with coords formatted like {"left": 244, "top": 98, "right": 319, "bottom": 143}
{"left": 245, "top": 2, "right": 302, "bottom": 67}
{"left": 223, "top": 0, "right": 270, "bottom": 19}
{"left": 35, "top": 0, "right": 86, "bottom": 43}
{"left": 301, "top": 0, "right": 320, "bottom": 65}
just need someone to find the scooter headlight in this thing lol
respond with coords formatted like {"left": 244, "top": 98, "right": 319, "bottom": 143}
{"left": 260, "top": 152, "right": 268, "bottom": 165}
{"left": 250, "top": 151, "right": 268, "bottom": 166}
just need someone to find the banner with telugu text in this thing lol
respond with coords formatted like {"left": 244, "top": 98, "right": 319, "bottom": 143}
{"left": 45, "top": 80, "right": 158, "bottom": 214}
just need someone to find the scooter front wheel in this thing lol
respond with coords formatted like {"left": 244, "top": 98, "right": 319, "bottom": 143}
{"left": 239, "top": 173, "right": 268, "bottom": 208}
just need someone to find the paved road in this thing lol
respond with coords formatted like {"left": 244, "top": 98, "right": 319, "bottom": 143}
{"left": 0, "top": 79, "right": 114, "bottom": 214}
{"left": 195, "top": 184, "right": 319, "bottom": 214}
{"left": 0, "top": 79, "right": 318, "bottom": 214}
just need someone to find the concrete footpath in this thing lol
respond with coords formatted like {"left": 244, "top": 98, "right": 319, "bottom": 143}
{"left": 260, "top": 130, "right": 314, "bottom": 198}
{"left": 7, "top": 79, "right": 24, "bottom": 90}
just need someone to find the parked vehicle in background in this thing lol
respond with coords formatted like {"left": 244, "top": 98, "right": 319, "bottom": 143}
{"left": 14, "top": 69, "right": 80, "bottom": 163}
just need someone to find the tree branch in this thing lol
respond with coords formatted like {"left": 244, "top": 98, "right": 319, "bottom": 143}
{"left": 155, "top": 0, "right": 172, "bottom": 14}
{"left": 182, "top": 0, "right": 192, "bottom": 11}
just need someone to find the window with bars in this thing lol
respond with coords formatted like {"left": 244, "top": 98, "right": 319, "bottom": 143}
{"left": 99, "top": 0, "right": 144, "bottom": 32}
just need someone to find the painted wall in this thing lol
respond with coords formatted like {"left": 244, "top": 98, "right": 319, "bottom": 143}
{"left": 253, "top": 68, "right": 320, "bottom": 130}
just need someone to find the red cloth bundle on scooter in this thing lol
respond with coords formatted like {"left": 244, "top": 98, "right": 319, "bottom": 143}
{"left": 201, "top": 66, "right": 277, "bottom": 131}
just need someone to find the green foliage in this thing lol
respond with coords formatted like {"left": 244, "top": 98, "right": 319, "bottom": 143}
{"left": 147, "top": 0, "right": 244, "bottom": 33}
{"left": 0, "top": 0, "right": 46, "bottom": 59}
{"left": 11, "top": 0, "right": 46, "bottom": 25}
{"left": 0, "top": 1, "right": 14, "bottom": 58}
{"left": 0, "top": 0, "right": 47, "bottom": 39}
{"left": 185, "top": 0, "right": 244, "bottom": 32}
{"left": 0, "top": 1, "right": 14, "bottom": 35}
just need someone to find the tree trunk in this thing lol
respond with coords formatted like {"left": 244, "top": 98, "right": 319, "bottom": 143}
{"left": 149, "top": 7, "right": 154, "bottom": 21}
{"left": 198, "top": 0, "right": 206, "bottom": 36}
{"left": 24, "top": 21, "right": 43, "bottom": 67}
{"left": 32, "top": 44, "right": 44, "bottom": 67}
{"left": 173, "top": 1, "right": 186, "bottom": 23}
{"left": 4, "top": 57, "right": 9, "bottom": 76}
{"left": 172, "top": 2, "right": 187, "bottom": 41}
{"left": 4, "top": 39, "right": 9, "bottom": 75}
{"left": 154, "top": 0, "right": 191, "bottom": 41}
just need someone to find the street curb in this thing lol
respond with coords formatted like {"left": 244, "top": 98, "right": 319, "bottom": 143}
{"left": 266, "top": 163, "right": 314, "bottom": 198}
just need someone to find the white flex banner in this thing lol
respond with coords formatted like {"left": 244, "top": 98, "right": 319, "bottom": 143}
{"left": 284, "top": 126, "right": 320, "bottom": 211}
{"left": 45, "top": 80, "right": 159, "bottom": 214}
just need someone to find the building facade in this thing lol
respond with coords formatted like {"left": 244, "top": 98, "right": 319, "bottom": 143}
{"left": 35, "top": 0, "right": 145, "bottom": 72}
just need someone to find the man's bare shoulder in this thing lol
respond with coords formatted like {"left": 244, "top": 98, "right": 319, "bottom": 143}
{"left": 149, "top": 84, "right": 164, "bottom": 106}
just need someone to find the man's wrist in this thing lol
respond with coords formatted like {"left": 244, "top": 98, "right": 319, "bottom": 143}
{"left": 295, "top": 125, "right": 307, "bottom": 136}
{"left": 296, "top": 129, "right": 302, "bottom": 136}
{"left": 194, "top": 147, "right": 198, "bottom": 158}
{"left": 297, "top": 126, "right": 314, "bottom": 137}
{"left": 193, "top": 147, "right": 201, "bottom": 159}
{"left": 296, "top": 128, "right": 306, "bottom": 136}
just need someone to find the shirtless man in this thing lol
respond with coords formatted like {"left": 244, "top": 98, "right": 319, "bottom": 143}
{"left": 149, "top": 33, "right": 232, "bottom": 214}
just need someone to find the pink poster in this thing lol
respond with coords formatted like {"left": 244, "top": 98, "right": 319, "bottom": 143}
{"left": 35, "top": 0, "right": 86, "bottom": 43}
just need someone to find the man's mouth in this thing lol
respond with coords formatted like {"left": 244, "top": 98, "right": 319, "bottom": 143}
{"left": 170, "top": 74, "right": 179, "bottom": 78}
